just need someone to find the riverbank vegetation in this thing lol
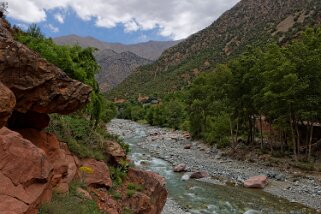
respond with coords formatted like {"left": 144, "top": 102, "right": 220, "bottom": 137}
{"left": 117, "top": 28, "right": 321, "bottom": 165}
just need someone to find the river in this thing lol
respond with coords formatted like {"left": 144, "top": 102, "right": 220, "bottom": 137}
{"left": 107, "top": 119, "right": 320, "bottom": 214}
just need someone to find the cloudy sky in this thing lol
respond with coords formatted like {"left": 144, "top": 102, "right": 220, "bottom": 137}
{"left": 6, "top": 0, "right": 239, "bottom": 44}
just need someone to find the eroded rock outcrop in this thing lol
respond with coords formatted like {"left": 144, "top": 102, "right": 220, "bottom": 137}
{"left": 0, "top": 81, "right": 15, "bottom": 128}
{"left": 0, "top": 17, "right": 168, "bottom": 214}
{"left": 0, "top": 127, "right": 52, "bottom": 214}
{"left": 0, "top": 41, "right": 92, "bottom": 115}
{"left": 104, "top": 140, "right": 126, "bottom": 164}
{"left": 0, "top": 17, "right": 92, "bottom": 213}
{"left": 92, "top": 167, "right": 168, "bottom": 214}
{"left": 81, "top": 159, "right": 112, "bottom": 188}
{"left": 18, "top": 129, "right": 79, "bottom": 193}
{"left": 0, "top": 19, "right": 91, "bottom": 115}
{"left": 125, "top": 168, "right": 167, "bottom": 214}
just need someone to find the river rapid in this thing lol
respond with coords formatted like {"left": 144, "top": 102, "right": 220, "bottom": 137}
{"left": 107, "top": 119, "right": 321, "bottom": 214}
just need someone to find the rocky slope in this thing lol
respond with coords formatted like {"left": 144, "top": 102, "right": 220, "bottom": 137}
{"left": 54, "top": 35, "right": 181, "bottom": 60}
{"left": 94, "top": 49, "right": 152, "bottom": 92}
{"left": 54, "top": 35, "right": 178, "bottom": 92}
{"left": 0, "top": 18, "right": 167, "bottom": 214}
{"left": 109, "top": 0, "right": 321, "bottom": 98}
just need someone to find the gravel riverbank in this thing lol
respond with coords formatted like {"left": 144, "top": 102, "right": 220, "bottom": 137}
{"left": 107, "top": 119, "right": 321, "bottom": 213}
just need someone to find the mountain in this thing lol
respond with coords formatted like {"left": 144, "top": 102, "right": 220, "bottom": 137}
{"left": 109, "top": 0, "right": 321, "bottom": 99}
{"left": 53, "top": 35, "right": 181, "bottom": 60}
{"left": 94, "top": 49, "right": 152, "bottom": 92}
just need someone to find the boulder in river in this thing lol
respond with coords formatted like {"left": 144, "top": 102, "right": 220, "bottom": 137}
{"left": 243, "top": 175, "right": 268, "bottom": 189}
{"left": 173, "top": 163, "right": 187, "bottom": 172}
{"left": 190, "top": 171, "right": 209, "bottom": 179}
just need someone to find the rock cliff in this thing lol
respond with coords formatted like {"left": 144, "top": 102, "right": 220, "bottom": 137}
{"left": 0, "top": 17, "right": 167, "bottom": 214}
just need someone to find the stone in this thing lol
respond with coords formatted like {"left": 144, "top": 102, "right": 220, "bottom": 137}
{"left": 76, "top": 187, "right": 92, "bottom": 200}
{"left": 190, "top": 171, "right": 209, "bottom": 179}
{"left": 0, "top": 81, "right": 15, "bottom": 128}
{"left": 125, "top": 168, "right": 167, "bottom": 214}
{"left": 244, "top": 210, "right": 262, "bottom": 214}
{"left": 81, "top": 159, "right": 112, "bottom": 189}
{"left": 0, "top": 30, "right": 92, "bottom": 115}
{"left": 243, "top": 175, "right": 268, "bottom": 189}
{"left": 0, "top": 127, "right": 52, "bottom": 213}
{"left": 184, "top": 144, "right": 192, "bottom": 149}
{"left": 104, "top": 140, "right": 126, "bottom": 164}
{"left": 55, "top": 183, "right": 69, "bottom": 194}
{"left": 173, "top": 163, "right": 187, "bottom": 172}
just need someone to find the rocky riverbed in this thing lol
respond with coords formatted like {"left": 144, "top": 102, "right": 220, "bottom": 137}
{"left": 107, "top": 119, "right": 321, "bottom": 213}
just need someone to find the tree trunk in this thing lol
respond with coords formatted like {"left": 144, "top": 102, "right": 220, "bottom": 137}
{"left": 259, "top": 115, "right": 264, "bottom": 150}
{"left": 269, "top": 123, "right": 273, "bottom": 154}
{"left": 229, "top": 118, "right": 235, "bottom": 149}
{"left": 295, "top": 120, "right": 300, "bottom": 156}
{"left": 308, "top": 124, "right": 314, "bottom": 162}
{"left": 289, "top": 112, "right": 297, "bottom": 161}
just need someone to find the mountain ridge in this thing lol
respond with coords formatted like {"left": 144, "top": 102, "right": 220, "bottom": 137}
{"left": 54, "top": 35, "right": 181, "bottom": 60}
{"left": 94, "top": 49, "right": 152, "bottom": 92}
{"left": 109, "top": 0, "right": 321, "bottom": 99}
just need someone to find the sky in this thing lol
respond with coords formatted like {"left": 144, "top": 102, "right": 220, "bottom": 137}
{"left": 6, "top": 0, "right": 239, "bottom": 44}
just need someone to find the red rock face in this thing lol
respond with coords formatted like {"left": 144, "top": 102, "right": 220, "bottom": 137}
{"left": 125, "top": 168, "right": 168, "bottom": 214}
{"left": 0, "top": 40, "right": 92, "bottom": 114}
{"left": 17, "top": 128, "right": 80, "bottom": 196}
{"left": 104, "top": 140, "right": 126, "bottom": 164}
{"left": 0, "top": 81, "right": 16, "bottom": 128}
{"left": 0, "top": 127, "right": 52, "bottom": 214}
{"left": 0, "top": 18, "right": 91, "bottom": 115}
{"left": 81, "top": 159, "right": 113, "bottom": 189}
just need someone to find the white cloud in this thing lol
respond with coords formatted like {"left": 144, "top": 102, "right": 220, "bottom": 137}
{"left": 45, "top": 24, "right": 59, "bottom": 33}
{"left": 54, "top": 13, "right": 64, "bottom": 24}
{"left": 7, "top": 0, "right": 239, "bottom": 39}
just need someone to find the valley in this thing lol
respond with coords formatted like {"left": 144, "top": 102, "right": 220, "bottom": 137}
{"left": 2, "top": 0, "right": 321, "bottom": 213}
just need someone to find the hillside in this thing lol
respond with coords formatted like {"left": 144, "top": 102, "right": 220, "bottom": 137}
{"left": 109, "top": 0, "right": 321, "bottom": 99}
{"left": 54, "top": 35, "right": 181, "bottom": 60}
{"left": 94, "top": 49, "right": 152, "bottom": 92}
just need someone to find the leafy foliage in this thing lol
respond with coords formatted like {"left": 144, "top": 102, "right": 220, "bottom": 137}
{"left": 188, "top": 28, "right": 321, "bottom": 160}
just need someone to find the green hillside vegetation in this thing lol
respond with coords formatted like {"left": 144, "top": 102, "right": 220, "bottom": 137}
{"left": 119, "top": 28, "right": 321, "bottom": 164}
{"left": 109, "top": 0, "right": 321, "bottom": 99}
{"left": 15, "top": 24, "right": 118, "bottom": 153}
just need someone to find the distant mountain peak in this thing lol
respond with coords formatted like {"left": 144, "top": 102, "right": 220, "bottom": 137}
{"left": 54, "top": 35, "right": 181, "bottom": 60}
